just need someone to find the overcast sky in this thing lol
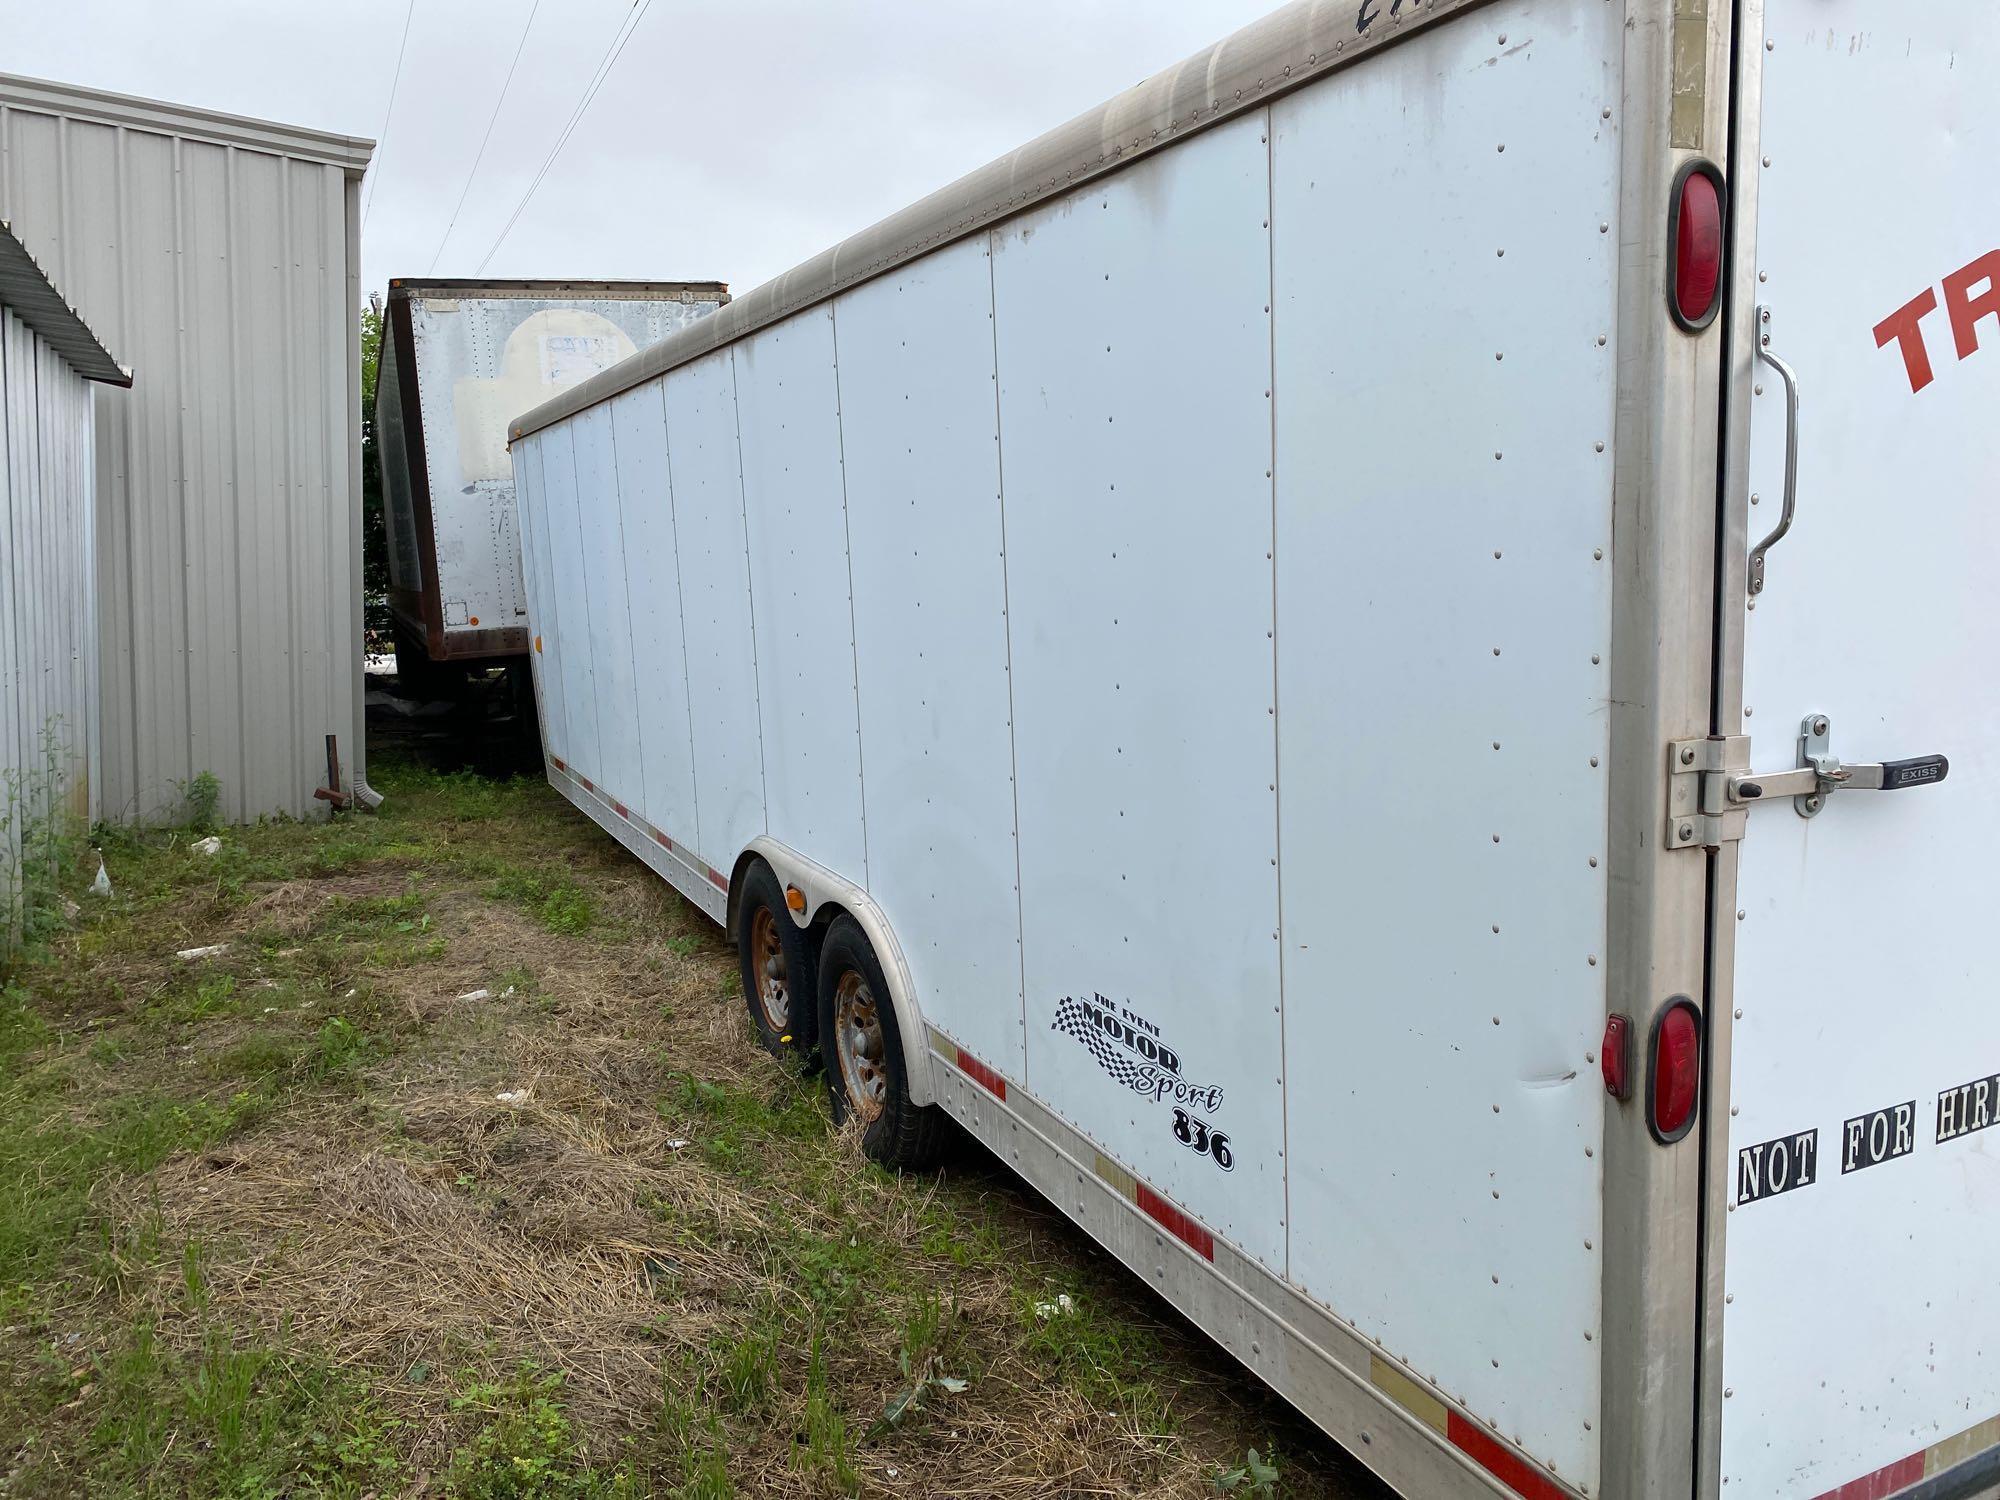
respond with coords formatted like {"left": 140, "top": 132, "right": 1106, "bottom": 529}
{"left": 2, "top": 0, "right": 1281, "bottom": 299}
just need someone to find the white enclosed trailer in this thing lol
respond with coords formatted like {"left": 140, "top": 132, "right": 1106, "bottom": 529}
{"left": 377, "top": 279, "right": 726, "bottom": 672}
{"left": 508, "top": 2, "right": 1999, "bottom": 1496}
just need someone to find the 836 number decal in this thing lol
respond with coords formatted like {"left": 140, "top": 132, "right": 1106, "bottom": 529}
{"left": 1172, "top": 1107, "right": 1234, "bottom": 1171}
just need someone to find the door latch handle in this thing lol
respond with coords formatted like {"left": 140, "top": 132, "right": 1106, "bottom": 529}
{"left": 1726, "top": 714, "right": 1949, "bottom": 818}
{"left": 1747, "top": 305, "right": 1799, "bottom": 600}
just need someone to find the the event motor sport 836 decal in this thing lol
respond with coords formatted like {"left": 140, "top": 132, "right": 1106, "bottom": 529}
{"left": 1051, "top": 993, "right": 1234, "bottom": 1171}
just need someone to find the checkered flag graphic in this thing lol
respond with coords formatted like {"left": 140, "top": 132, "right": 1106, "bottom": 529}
{"left": 1052, "top": 994, "right": 1150, "bottom": 1093}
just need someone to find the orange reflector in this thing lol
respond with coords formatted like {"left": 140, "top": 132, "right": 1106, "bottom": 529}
{"left": 785, "top": 885, "right": 807, "bottom": 913}
{"left": 534, "top": 635, "right": 543, "bottom": 653}
{"left": 469, "top": 615, "right": 480, "bottom": 626}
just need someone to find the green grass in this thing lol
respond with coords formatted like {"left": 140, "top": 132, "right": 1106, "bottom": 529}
{"left": 446, "top": 1365, "right": 632, "bottom": 1500}
{"left": 0, "top": 750, "right": 1356, "bottom": 1500}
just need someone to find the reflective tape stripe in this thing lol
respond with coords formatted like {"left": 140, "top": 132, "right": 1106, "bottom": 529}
{"left": 1808, "top": 1410, "right": 2000, "bottom": 1500}
{"left": 1133, "top": 1182, "right": 1214, "bottom": 1260}
{"left": 1445, "top": 1414, "right": 1569, "bottom": 1500}
{"left": 955, "top": 1047, "right": 1008, "bottom": 1100}
{"left": 1369, "top": 1357, "right": 1447, "bottom": 1435}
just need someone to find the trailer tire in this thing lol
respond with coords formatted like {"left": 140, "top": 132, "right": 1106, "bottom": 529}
{"left": 817, "top": 915, "right": 947, "bottom": 1170}
{"left": 735, "top": 861, "right": 819, "bottom": 1067}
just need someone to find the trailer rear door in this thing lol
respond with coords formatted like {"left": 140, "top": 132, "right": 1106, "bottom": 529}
{"left": 1715, "top": 3, "right": 2000, "bottom": 1495}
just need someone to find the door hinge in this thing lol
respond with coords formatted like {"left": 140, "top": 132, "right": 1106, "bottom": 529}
{"left": 1666, "top": 714, "right": 1949, "bottom": 849}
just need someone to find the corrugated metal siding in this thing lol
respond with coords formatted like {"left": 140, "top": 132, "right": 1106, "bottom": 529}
{"left": 0, "top": 78, "right": 371, "bottom": 824}
{"left": 1, "top": 305, "right": 96, "bottom": 918}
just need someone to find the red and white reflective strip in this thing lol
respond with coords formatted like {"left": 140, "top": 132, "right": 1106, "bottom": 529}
{"left": 1808, "top": 1412, "right": 2000, "bottom": 1500}
{"left": 547, "top": 763, "right": 723, "bottom": 890}
{"left": 1092, "top": 1151, "right": 1214, "bottom": 1261}
{"left": 1369, "top": 1358, "right": 1579, "bottom": 1500}
{"left": 932, "top": 1034, "right": 1009, "bottom": 1101}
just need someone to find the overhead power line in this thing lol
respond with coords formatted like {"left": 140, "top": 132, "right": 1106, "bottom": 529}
{"left": 362, "top": 0, "right": 418, "bottom": 234}
{"left": 472, "top": 0, "right": 655, "bottom": 276}
{"left": 426, "top": 0, "right": 544, "bottom": 274}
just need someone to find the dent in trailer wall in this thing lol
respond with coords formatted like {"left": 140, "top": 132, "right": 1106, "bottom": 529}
{"left": 0, "top": 75, "right": 372, "bottom": 825}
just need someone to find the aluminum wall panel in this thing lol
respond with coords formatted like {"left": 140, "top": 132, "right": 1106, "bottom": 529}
{"left": 732, "top": 312, "right": 867, "bottom": 884}
{"left": 835, "top": 239, "right": 1024, "bottom": 1081}
{"left": 1270, "top": 0, "right": 1620, "bottom": 1482}
{"left": 513, "top": 436, "right": 569, "bottom": 773}
{"left": 536, "top": 424, "right": 602, "bottom": 788}
{"left": 568, "top": 403, "right": 646, "bottom": 811}
{"left": 993, "top": 111, "right": 1288, "bottom": 1275}
{"left": 0, "top": 80, "right": 370, "bottom": 824}
{"left": 2, "top": 308, "right": 96, "bottom": 917}
{"left": 662, "top": 352, "right": 764, "bottom": 872}
{"left": 608, "top": 384, "right": 699, "bottom": 850}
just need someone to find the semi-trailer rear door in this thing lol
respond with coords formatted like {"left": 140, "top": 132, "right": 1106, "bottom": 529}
{"left": 1712, "top": 3, "right": 2000, "bottom": 1496}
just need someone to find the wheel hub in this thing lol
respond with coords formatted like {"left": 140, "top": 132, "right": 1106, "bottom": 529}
{"left": 748, "top": 907, "right": 789, "bottom": 1030}
{"left": 833, "top": 970, "right": 888, "bottom": 1122}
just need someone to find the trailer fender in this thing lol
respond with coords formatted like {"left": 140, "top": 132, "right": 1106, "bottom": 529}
{"left": 731, "top": 838, "right": 936, "bottom": 1107}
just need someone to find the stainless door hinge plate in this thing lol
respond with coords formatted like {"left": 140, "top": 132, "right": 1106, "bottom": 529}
{"left": 1667, "top": 735, "right": 1752, "bottom": 849}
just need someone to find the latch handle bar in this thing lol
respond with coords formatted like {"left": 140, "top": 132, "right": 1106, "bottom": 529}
{"left": 1730, "top": 756, "right": 1950, "bottom": 802}
{"left": 1667, "top": 713, "right": 1948, "bottom": 847}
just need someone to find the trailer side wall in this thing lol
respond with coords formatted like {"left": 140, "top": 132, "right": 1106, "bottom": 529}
{"left": 515, "top": 0, "right": 1622, "bottom": 1488}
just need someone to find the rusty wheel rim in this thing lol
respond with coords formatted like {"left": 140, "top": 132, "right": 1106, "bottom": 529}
{"left": 833, "top": 970, "right": 888, "bottom": 1122}
{"left": 748, "top": 907, "right": 789, "bottom": 1032}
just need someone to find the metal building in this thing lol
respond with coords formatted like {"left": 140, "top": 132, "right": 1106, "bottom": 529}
{"left": 1, "top": 219, "right": 128, "bottom": 920}
{"left": 0, "top": 74, "right": 375, "bottom": 824}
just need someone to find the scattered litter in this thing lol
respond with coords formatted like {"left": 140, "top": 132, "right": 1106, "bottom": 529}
{"left": 191, "top": 835, "right": 223, "bottom": 856}
{"left": 1034, "top": 1294, "right": 1077, "bottom": 1320}
{"left": 456, "top": 988, "right": 492, "bottom": 1003}
{"left": 494, "top": 1089, "right": 531, "bottom": 1107}
{"left": 88, "top": 856, "right": 112, "bottom": 898}
{"left": 59, "top": 896, "right": 81, "bottom": 922}
{"left": 500, "top": 985, "right": 517, "bottom": 999}
{"left": 262, "top": 1007, "right": 278, "bottom": 1015}
{"left": 175, "top": 943, "right": 229, "bottom": 962}
{"left": 666, "top": 1139, "right": 692, "bottom": 1151}
{"left": 342, "top": 988, "right": 358, "bottom": 1000}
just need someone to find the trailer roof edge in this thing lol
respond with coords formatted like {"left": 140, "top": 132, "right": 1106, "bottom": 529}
{"left": 511, "top": 0, "right": 1495, "bottom": 442}
{"left": 388, "top": 278, "right": 731, "bottom": 303}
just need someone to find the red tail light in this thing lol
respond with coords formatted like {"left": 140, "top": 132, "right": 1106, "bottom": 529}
{"left": 1669, "top": 162, "right": 1725, "bottom": 330}
{"left": 1649, "top": 999, "right": 1702, "bottom": 1143}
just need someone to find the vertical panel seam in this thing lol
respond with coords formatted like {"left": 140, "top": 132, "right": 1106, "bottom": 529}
{"left": 985, "top": 230, "right": 1032, "bottom": 1073}
{"left": 565, "top": 425, "right": 610, "bottom": 782}
{"left": 1263, "top": 106, "right": 1293, "bottom": 1279}
{"left": 170, "top": 133, "right": 194, "bottom": 826}
{"left": 226, "top": 146, "right": 250, "bottom": 823}
{"left": 605, "top": 398, "right": 653, "bottom": 819}
{"left": 825, "top": 301, "right": 870, "bottom": 889}
{"left": 656, "top": 379, "right": 703, "bottom": 858}
{"left": 728, "top": 348, "right": 770, "bottom": 840}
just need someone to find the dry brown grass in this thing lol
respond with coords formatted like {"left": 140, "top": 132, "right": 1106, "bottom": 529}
{"left": 2, "top": 761, "right": 1383, "bottom": 1499}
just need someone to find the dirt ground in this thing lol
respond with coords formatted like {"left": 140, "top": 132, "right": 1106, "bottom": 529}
{"left": 0, "top": 719, "right": 1389, "bottom": 1499}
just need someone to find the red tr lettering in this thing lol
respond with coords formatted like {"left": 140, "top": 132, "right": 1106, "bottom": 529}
{"left": 1942, "top": 249, "right": 2000, "bottom": 361}
{"left": 1873, "top": 286, "right": 1939, "bottom": 393}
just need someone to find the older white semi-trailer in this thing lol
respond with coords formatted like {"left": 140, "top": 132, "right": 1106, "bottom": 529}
{"left": 507, "top": 2, "right": 1999, "bottom": 1496}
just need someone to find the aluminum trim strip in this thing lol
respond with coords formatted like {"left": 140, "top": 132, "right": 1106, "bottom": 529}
{"left": 509, "top": 0, "right": 1499, "bottom": 443}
